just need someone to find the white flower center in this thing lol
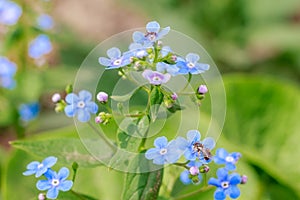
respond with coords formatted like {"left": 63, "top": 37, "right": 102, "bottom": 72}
{"left": 225, "top": 156, "right": 235, "bottom": 163}
{"left": 221, "top": 181, "right": 230, "bottom": 189}
{"left": 187, "top": 62, "right": 195, "bottom": 69}
{"left": 77, "top": 101, "right": 85, "bottom": 108}
{"left": 152, "top": 76, "right": 161, "bottom": 81}
{"left": 146, "top": 32, "right": 157, "bottom": 41}
{"left": 51, "top": 179, "right": 60, "bottom": 186}
{"left": 37, "top": 164, "right": 43, "bottom": 169}
{"left": 113, "top": 58, "right": 122, "bottom": 66}
{"left": 159, "top": 148, "right": 167, "bottom": 155}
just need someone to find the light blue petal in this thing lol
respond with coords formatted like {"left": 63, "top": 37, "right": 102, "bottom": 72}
{"left": 157, "top": 27, "right": 170, "bottom": 39}
{"left": 202, "top": 137, "right": 215, "bottom": 150}
{"left": 153, "top": 156, "right": 165, "bottom": 165}
{"left": 58, "top": 180, "right": 73, "bottom": 191}
{"left": 186, "top": 130, "right": 201, "bottom": 143}
{"left": 98, "top": 57, "right": 111, "bottom": 66}
{"left": 78, "top": 90, "right": 92, "bottom": 102}
{"left": 180, "top": 170, "right": 191, "bottom": 185}
{"left": 65, "top": 93, "right": 79, "bottom": 104}
{"left": 44, "top": 169, "right": 56, "bottom": 179}
{"left": 225, "top": 163, "right": 236, "bottom": 171}
{"left": 145, "top": 148, "right": 160, "bottom": 160}
{"left": 58, "top": 167, "right": 69, "bottom": 180}
{"left": 77, "top": 109, "right": 90, "bottom": 122}
{"left": 195, "top": 63, "right": 210, "bottom": 71}
{"left": 232, "top": 152, "right": 242, "bottom": 160}
{"left": 129, "top": 43, "right": 143, "bottom": 50}
{"left": 214, "top": 156, "right": 225, "bottom": 165}
{"left": 146, "top": 21, "right": 160, "bottom": 33}
{"left": 186, "top": 53, "right": 199, "bottom": 63}
{"left": 184, "top": 149, "right": 196, "bottom": 161}
{"left": 208, "top": 177, "right": 221, "bottom": 187}
{"left": 165, "top": 150, "right": 180, "bottom": 164}
{"left": 64, "top": 105, "right": 76, "bottom": 117}
{"left": 86, "top": 102, "right": 98, "bottom": 114}
{"left": 26, "top": 161, "right": 39, "bottom": 170}
{"left": 154, "top": 136, "right": 168, "bottom": 148}
{"left": 216, "top": 148, "right": 228, "bottom": 159}
{"left": 36, "top": 167, "right": 48, "bottom": 178}
{"left": 23, "top": 169, "right": 36, "bottom": 176}
{"left": 228, "top": 186, "right": 240, "bottom": 199}
{"left": 132, "top": 31, "right": 145, "bottom": 43}
{"left": 229, "top": 173, "right": 241, "bottom": 185}
{"left": 107, "top": 47, "right": 121, "bottom": 59}
{"left": 36, "top": 180, "right": 52, "bottom": 191}
{"left": 214, "top": 188, "right": 226, "bottom": 200}
{"left": 217, "top": 168, "right": 228, "bottom": 180}
{"left": 47, "top": 187, "right": 59, "bottom": 199}
{"left": 42, "top": 156, "right": 57, "bottom": 168}
{"left": 156, "top": 62, "right": 166, "bottom": 73}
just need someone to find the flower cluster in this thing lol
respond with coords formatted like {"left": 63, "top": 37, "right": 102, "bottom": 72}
{"left": 23, "top": 156, "right": 73, "bottom": 199}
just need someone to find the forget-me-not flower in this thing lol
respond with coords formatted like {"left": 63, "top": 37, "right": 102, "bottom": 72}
{"left": 180, "top": 161, "right": 203, "bottom": 185}
{"left": 19, "top": 102, "right": 40, "bottom": 122}
{"left": 64, "top": 90, "right": 98, "bottom": 122}
{"left": 176, "top": 53, "right": 209, "bottom": 75}
{"left": 37, "top": 14, "right": 54, "bottom": 30}
{"left": 208, "top": 168, "right": 242, "bottom": 200}
{"left": 36, "top": 167, "right": 73, "bottom": 199}
{"left": 28, "top": 34, "right": 52, "bottom": 59}
{"left": 214, "top": 148, "right": 241, "bottom": 171}
{"left": 0, "top": 0, "right": 22, "bottom": 25}
{"left": 99, "top": 47, "right": 132, "bottom": 69}
{"left": 145, "top": 136, "right": 181, "bottom": 165}
{"left": 142, "top": 69, "right": 171, "bottom": 85}
{"left": 133, "top": 21, "right": 170, "bottom": 45}
{"left": 23, "top": 156, "right": 57, "bottom": 178}
{"left": 0, "top": 56, "right": 17, "bottom": 89}
{"left": 156, "top": 62, "right": 179, "bottom": 76}
{"left": 128, "top": 43, "right": 149, "bottom": 59}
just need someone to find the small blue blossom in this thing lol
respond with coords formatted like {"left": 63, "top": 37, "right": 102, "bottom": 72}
{"left": 180, "top": 161, "right": 203, "bottom": 185}
{"left": 36, "top": 167, "right": 73, "bottom": 199}
{"left": 37, "top": 14, "right": 54, "bottom": 30}
{"left": 145, "top": 136, "right": 181, "bottom": 165}
{"left": 142, "top": 69, "right": 171, "bottom": 85}
{"left": 0, "top": 56, "right": 17, "bottom": 89}
{"left": 23, "top": 156, "right": 57, "bottom": 178}
{"left": 98, "top": 47, "right": 132, "bottom": 69}
{"left": 176, "top": 130, "right": 215, "bottom": 162}
{"left": 133, "top": 21, "right": 170, "bottom": 45}
{"left": 64, "top": 90, "right": 98, "bottom": 122}
{"left": 156, "top": 62, "right": 179, "bottom": 76}
{"left": 208, "top": 168, "right": 242, "bottom": 200}
{"left": 0, "top": 0, "right": 22, "bottom": 25}
{"left": 28, "top": 34, "right": 52, "bottom": 59}
{"left": 214, "top": 148, "right": 241, "bottom": 171}
{"left": 176, "top": 53, "right": 209, "bottom": 75}
{"left": 19, "top": 102, "right": 40, "bottom": 122}
{"left": 128, "top": 43, "right": 149, "bottom": 59}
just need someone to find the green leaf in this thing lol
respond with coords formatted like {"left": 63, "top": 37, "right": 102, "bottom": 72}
{"left": 150, "top": 86, "right": 164, "bottom": 121}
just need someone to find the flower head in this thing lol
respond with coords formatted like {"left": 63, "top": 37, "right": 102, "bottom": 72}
{"left": 208, "top": 168, "right": 242, "bottom": 200}
{"left": 23, "top": 156, "right": 57, "bottom": 178}
{"left": 64, "top": 90, "right": 98, "bottom": 122}
{"left": 96, "top": 91, "right": 108, "bottom": 103}
{"left": 145, "top": 136, "right": 181, "bottom": 165}
{"left": 142, "top": 70, "right": 171, "bottom": 85}
{"left": 37, "top": 14, "right": 54, "bottom": 30}
{"left": 214, "top": 148, "right": 241, "bottom": 171}
{"left": 51, "top": 93, "right": 61, "bottom": 103}
{"left": 19, "top": 102, "right": 40, "bottom": 122}
{"left": 176, "top": 53, "right": 209, "bottom": 75}
{"left": 0, "top": 0, "right": 22, "bottom": 25}
{"left": 99, "top": 47, "right": 131, "bottom": 69}
{"left": 0, "top": 56, "right": 17, "bottom": 89}
{"left": 156, "top": 62, "right": 179, "bottom": 76}
{"left": 133, "top": 21, "right": 170, "bottom": 45}
{"left": 36, "top": 167, "right": 73, "bottom": 199}
{"left": 28, "top": 34, "right": 52, "bottom": 59}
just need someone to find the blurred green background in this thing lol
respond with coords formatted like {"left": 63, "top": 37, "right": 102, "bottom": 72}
{"left": 1, "top": 0, "right": 300, "bottom": 199}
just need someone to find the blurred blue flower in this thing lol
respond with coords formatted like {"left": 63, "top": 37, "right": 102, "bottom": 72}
{"left": 64, "top": 90, "right": 98, "bottom": 122}
{"left": 176, "top": 53, "right": 209, "bottom": 75}
{"left": 0, "top": 56, "right": 17, "bottom": 89}
{"left": 0, "top": 0, "right": 22, "bottom": 25}
{"left": 208, "top": 168, "right": 242, "bottom": 200}
{"left": 176, "top": 130, "right": 215, "bottom": 162}
{"left": 142, "top": 69, "right": 171, "bottom": 85}
{"left": 214, "top": 148, "right": 241, "bottom": 171}
{"left": 98, "top": 47, "right": 132, "bottom": 69}
{"left": 145, "top": 136, "right": 180, "bottom": 165}
{"left": 36, "top": 167, "right": 73, "bottom": 199}
{"left": 37, "top": 14, "right": 53, "bottom": 30}
{"left": 23, "top": 156, "right": 57, "bottom": 178}
{"left": 180, "top": 161, "right": 203, "bottom": 185}
{"left": 19, "top": 102, "right": 40, "bottom": 122}
{"left": 28, "top": 34, "right": 52, "bottom": 59}
{"left": 133, "top": 21, "right": 170, "bottom": 45}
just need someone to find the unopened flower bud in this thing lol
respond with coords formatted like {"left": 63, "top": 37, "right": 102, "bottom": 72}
{"left": 241, "top": 175, "right": 248, "bottom": 184}
{"left": 191, "top": 175, "right": 201, "bottom": 185}
{"left": 95, "top": 116, "right": 103, "bottom": 124}
{"left": 199, "top": 165, "right": 210, "bottom": 173}
{"left": 198, "top": 85, "right": 208, "bottom": 94}
{"left": 51, "top": 93, "right": 61, "bottom": 103}
{"left": 97, "top": 92, "right": 108, "bottom": 103}
{"left": 171, "top": 93, "right": 178, "bottom": 101}
{"left": 189, "top": 166, "right": 199, "bottom": 176}
{"left": 54, "top": 102, "right": 66, "bottom": 113}
{"left": 38, "top": 193, "right": 46, "bottom": 200}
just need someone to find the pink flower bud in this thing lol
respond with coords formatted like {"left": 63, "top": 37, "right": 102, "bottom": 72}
{"left": 97, "top": 92, "right": 108, "bottom": 103}
{"left": 189, "top": 166, "right": 199, "bottom": 176}
{"left": 51, "top": 93, "right": 61, "bottom": 103}
{"left": 198, "top": 85, "right": 208, "bottom": 94}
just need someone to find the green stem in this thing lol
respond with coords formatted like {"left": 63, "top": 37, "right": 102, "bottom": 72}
{"left": 180, "top": 73, "right": 193, "bottom": 93}
{"left": 172, "top": 186, "right": 213, "bottom": 200}
{"left": 138, "top": 114, "right": 151, "bottom": 151}
{"left": 173, "top": 161, "right": 190, "bottom": 170}
{"left": 72, "top": 162, "right": 78, "bottom": 183}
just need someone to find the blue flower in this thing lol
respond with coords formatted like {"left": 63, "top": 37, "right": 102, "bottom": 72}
{"left": 208, "top": 168, "right": 242, "bottom": 200}
{"left": 133, "top": 21, "right": 170, "bottom": 45}
{"left": 19, "top": 102, "right": 40, "bottom": 122}
{"left": 0, "top": 0, "right": 22, "bottom": 25}
{"left": 176, "top": 130, "right": 215, "bottom": 162}
{"left": 23, "top": 156, "right": 57, "bottom": 178}
{"left": 176, "top": 53, "right": 209, "bottom": 75}
{"left": 214, "top": 148, "right": 241, "bottom": 171}
{"left": 28, "top": 34, "right": 52, "bottom": 59}
{"left": 0, "top": 56, "right": 17, "bottom": 89}
{"left": 37, "top": 14, "right": 53, "bottom": 30}
{"left": 128, "top": 43, "right": 149, "bottom": 59}
{"left": 142, "top": 69, "right": 171, "bottom": 85}
{"left": 156, "top": 62, "right": 179, "bottom": 76}
{"left": 64, "top": 90, "right": 98, "bottom": 122}
{"left": 98, "top": 47, "right": 132, "bottom": 69}
{"left": 36, "top": 167, "right": 73, "bottom": 199}
{"left": 180, "top": 161, "right": 203, "bottom": 185}
{"left": 145, "top": 136, "right": 181, "bottom": 165}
